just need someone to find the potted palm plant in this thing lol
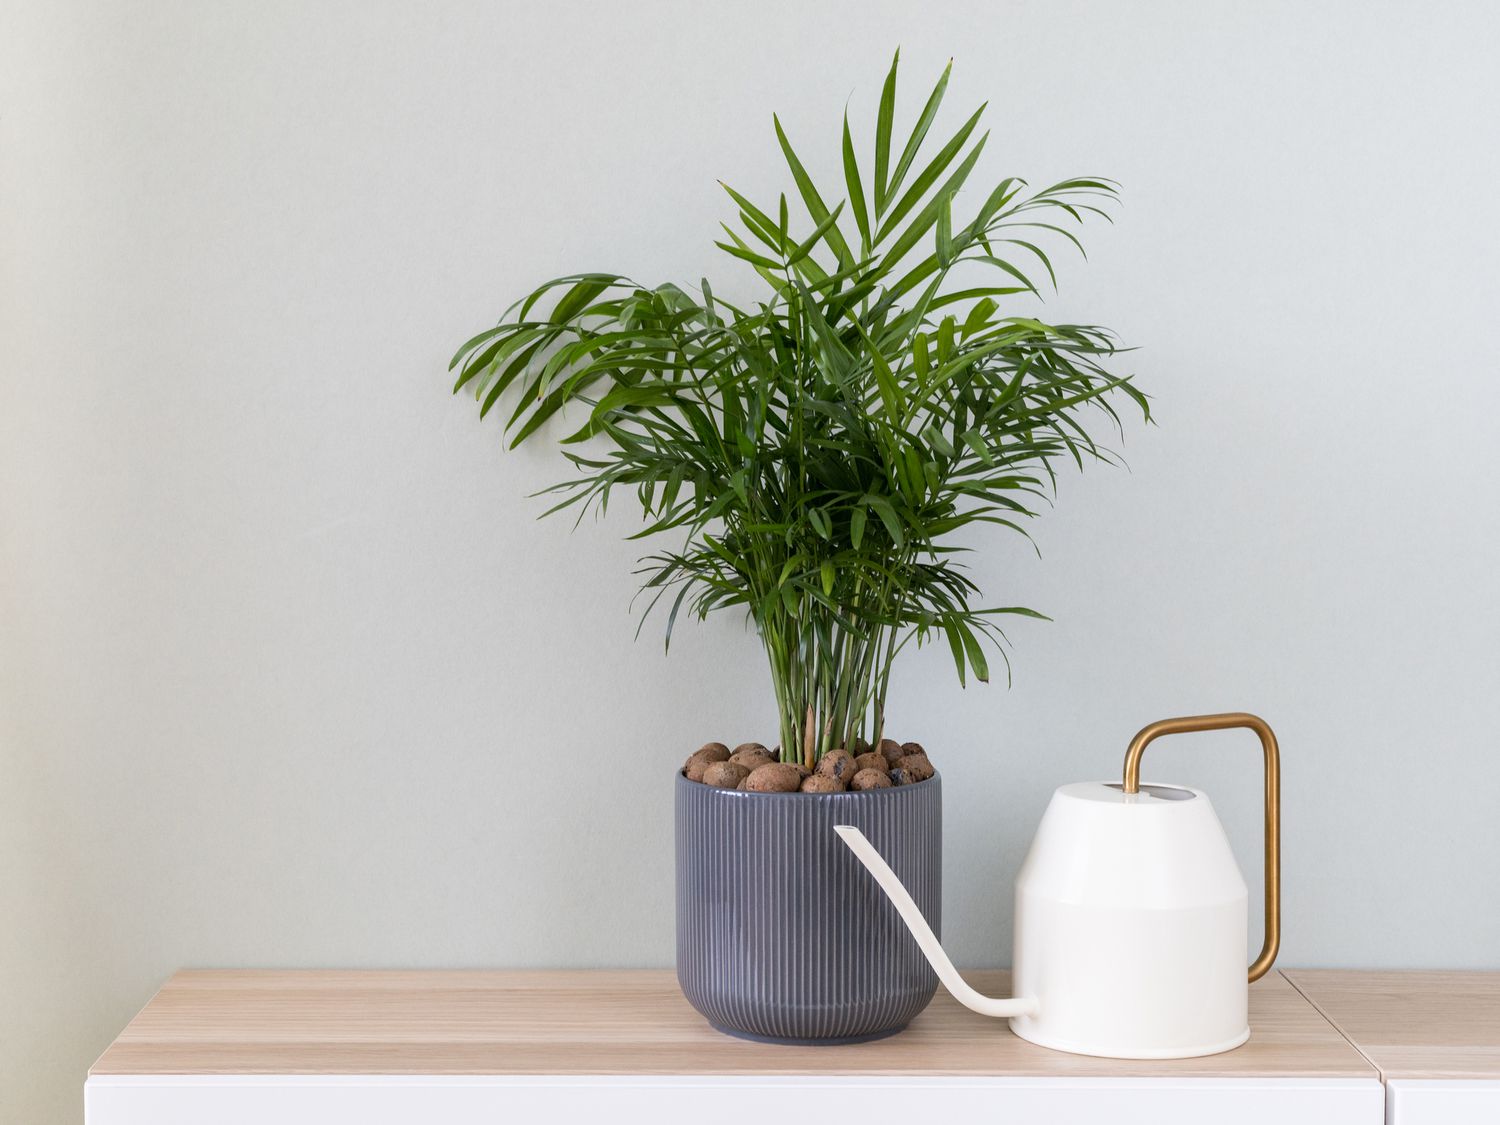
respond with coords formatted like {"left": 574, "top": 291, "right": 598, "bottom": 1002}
{"left": 448, "top": 53, "right": 1147, "bottom": 1044}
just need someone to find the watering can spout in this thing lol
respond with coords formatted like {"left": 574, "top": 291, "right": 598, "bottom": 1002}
{"left": 834, "top": 825, "right": 1039, "bottom": 1020}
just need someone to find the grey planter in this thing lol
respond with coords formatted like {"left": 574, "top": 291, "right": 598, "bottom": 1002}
{"left": 675, "top": 770, "right": 941, "bottom": 1045}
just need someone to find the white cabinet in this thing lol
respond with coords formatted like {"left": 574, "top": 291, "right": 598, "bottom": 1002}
{"left": 100, "top": 969, "right": 1476, "bottom": 1125}
{"left": 1284, "top": 971, "right": 1500, "bottom": 1125}
{"left": 1387, "top": 1080, "right": 1500, "bottom": 1125}
{"left": 86, "top": 1075, "right": 1383, "bottom": 1125}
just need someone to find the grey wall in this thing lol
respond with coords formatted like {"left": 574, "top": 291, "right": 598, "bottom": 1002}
{"left": 4, "top": 1, "right": 1499, "bottom": 1121}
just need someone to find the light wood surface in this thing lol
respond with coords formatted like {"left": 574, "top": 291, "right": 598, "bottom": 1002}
{"left": 91, "top": 969, "right": 1374, "bottom": 1078}
{"left": 1286, "top": 970, "right": 1500, "bottom": 1079}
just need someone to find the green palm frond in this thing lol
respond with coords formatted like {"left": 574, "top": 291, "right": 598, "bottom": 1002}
{"left": 450, "top": 54, "right": 1149, "bottom": 764}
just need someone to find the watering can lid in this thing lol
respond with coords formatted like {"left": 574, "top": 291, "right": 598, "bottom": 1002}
{"left": 1058, "top": 781, "right": 1201, "bottom": 805}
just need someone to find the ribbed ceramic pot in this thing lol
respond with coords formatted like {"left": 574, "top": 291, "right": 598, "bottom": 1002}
{"left": 675, "top": 769, "right": 941, "bottom": 1045}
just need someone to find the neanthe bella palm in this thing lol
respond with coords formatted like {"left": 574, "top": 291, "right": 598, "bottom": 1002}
{"left": 450, "top": 53, "right": 1147, "bottom": 766}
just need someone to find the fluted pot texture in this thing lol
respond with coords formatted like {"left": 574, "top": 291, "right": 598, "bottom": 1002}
{"left": 675, "top": 770, "right": 941, "bottom": 1044}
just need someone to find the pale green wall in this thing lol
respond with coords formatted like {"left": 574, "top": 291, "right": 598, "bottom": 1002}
{"left": 4, "top": 2, "right": 1499, "bottom": 1121}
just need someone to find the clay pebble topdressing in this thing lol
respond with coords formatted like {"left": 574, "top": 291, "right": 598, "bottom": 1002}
{"left": 682, "top": 738, "right": 934, "bottom": 793}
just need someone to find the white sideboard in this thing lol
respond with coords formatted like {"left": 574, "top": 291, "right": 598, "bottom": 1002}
{"left": 1285, "top": 970, "right": 1500, "bottom": 1125}
{"left": 84, "top": 1074, "right": 1381, "bottom": 1125}
{"left": 85, "top": 969, "right": 1499, "bottom": 1124}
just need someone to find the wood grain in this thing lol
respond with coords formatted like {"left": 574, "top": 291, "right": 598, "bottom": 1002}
{"left": 1286, "top": 969, "right": 1500, "bottom": 1079}
{"left": 91, "top": 969, "right": 1373, "bottom": 1078}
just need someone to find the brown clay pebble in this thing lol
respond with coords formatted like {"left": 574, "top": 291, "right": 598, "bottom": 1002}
{"left": 896, "top": 753, "right": 935, "bottom": 782}
{"left": 684, "top": 743, "right": 731, "bottom": 782}
{"left": 850, "top": 768, "right": 893, "bottom": 790}
{"left": 702, "top": 760, "right": 751, "bottom": 789}
{"left": 901, "top": 741, "right": 926, "bottom": 758}
{"left": 853, "top": 737, "right": 872, "bottom": 755}
{"left": 877, "top": 739, "right": 904, "bottom": 765}
{"left": 743, "top": 762, "right": 803, "bottom": 792}
{"left": 730, "top": 746, "right": 775, "bottom": 770}
{"left": 889, "top": 767, "right": 914, "bottom": 785}
{"left": 800, "top": 773, "right": 845, "bottom": 793}
{"left": 791, "top": 762, "right": 811, "bottom": 778}
{"left": 853, "top": 751, "right": 888, "bottom": 774}
{"left": 733, "top": 742, "right": 769, "bottom": 757}
{"left": 815, "top": 749, "right": 856, "bottom": 782}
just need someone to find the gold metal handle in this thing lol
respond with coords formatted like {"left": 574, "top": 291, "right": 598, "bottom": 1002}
{"left": 1122, "top": 712, "right": 1281, "bottom": 983}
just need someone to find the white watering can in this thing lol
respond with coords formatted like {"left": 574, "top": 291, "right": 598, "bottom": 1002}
{"left": 837, "top": 712, "right": 1281, "bottom": 1059}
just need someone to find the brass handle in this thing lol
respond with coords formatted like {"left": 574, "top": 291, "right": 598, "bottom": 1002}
{"left": 1122, "top": 712, "right": 1281, "bottom": 983}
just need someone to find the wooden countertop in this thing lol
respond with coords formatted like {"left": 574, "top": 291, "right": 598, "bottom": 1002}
{"left": 91, "top": 968, "right": 1374, "bottom": 1079}
{"left": 1285, "top": 969, "right": 1500, "bottom": 1080}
